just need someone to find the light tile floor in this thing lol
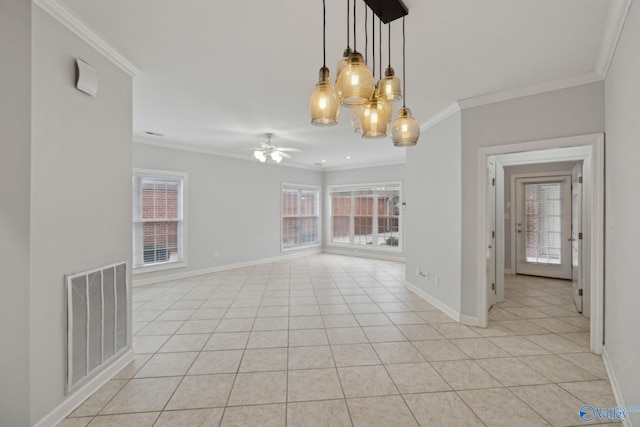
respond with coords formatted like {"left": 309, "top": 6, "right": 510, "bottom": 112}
{"left": 60, "top": 255, "right": 619, "bottom": 426}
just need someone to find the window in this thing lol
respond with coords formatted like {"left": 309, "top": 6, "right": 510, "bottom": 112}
{"left": 282, "top": 184, "right": 320, "bottom": 250}
{"left": 132, "top": 169, "right": 186, "bottom": 271}
{"left": 524, "top": 182, "right": 563, "bottom": 264}
{"left": 328, "top": 183, "right": 401, "bottom": 250}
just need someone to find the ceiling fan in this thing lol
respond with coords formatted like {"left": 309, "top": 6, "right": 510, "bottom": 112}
{"left": 248, "top": 133, "right": 302, "bottom": 163}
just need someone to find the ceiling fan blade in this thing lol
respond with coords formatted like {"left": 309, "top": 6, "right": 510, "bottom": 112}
{"left": 277, "top": 147, "right": 302, "bottom": 152}
{"left": 279, "top": 152, "right": 293, "bottom": 159}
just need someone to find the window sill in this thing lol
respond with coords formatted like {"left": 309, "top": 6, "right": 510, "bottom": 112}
{"left": 326, "top": 242, "right": 402, "bottom": 253}
{"left": 132, "top": 260, "right": 187, "bottom": 275}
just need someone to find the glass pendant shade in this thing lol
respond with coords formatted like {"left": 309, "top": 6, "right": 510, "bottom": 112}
{"left": 391, "top": 107, "right": 420, "bottom": 146}
{"left": 336, "top": 52, "right": 375, "bottom": 107}
{"left": 361, "top": 98, "right": 387, "bottom": 138}
{"left": 375, "top": 86, "right": 393, "bottom": 123}
{"left": 379, "top": 66, "right": 402, "bottom": 102}
{"left": 351, "top": 105, "right": 363, "bottom": 133}
{"left": 336, "top": 47, "right": 352, "bottom": 80}
{"left": 310, "top": 67, "right": 340, "bottom": 126}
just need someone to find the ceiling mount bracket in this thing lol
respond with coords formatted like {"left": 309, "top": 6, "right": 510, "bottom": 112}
{"left": 363, "top": 0, "right": 408, "bottom": 24}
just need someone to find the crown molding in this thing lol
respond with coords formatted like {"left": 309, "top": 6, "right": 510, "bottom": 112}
{"left": 457, "top": 71, "right": 602, "bottom": 110}
{"left": 322, "top": 159, "right": 406, "bottom": 172}
{"left": 595, "top": 0, "right": 633, "bottom": 78}
{"left": 32, "top": 0, "right": 139, "bottom": 77}
{"left": 133, "top": 136, "right": 326, "bottom": 172}
{"left": 420, "top": 102, "right": 461, "bottom": 133}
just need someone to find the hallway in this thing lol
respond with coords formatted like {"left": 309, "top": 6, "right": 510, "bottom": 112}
{"left": 60, "top": 255, "right": 618, "bottom": 426}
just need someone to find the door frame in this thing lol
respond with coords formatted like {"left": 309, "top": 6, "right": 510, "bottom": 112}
{"left": 511, "top": 172, "right": 573, "bottom": 279}
{"left": 476, "top": 133, "right": 604, "bottom": 354}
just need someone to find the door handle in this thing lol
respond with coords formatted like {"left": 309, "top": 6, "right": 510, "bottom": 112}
{"left": 517, "top": 230, "right": 522, "bottom": 233}
{"left": 488, "top": 245, "right": 492, "bottom": 249}
{"left": 568, "top": 237, "right": 575, "bottom": 241}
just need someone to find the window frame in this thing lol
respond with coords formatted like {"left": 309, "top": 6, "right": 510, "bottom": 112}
{"left": 326, "top": 182, "right": 402, "bottom": 253}
{"left": 132, "top": 168, "right": 188, "bottom": 274}
{"left": 281, "top": 183, "right": 322, "bottom": 252}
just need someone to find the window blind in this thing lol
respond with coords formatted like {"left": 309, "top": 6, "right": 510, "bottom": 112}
{"left": 282, "top": 185, "right": 320, "bottom": 249}
{"left": 524, "top": 182, "right": 563, "bottom": 264}
{"left": 132, "top": 173, "right": 184, "bottom": 268}
{"left": 328, "top": 184, "right": 401, "bottom": 249}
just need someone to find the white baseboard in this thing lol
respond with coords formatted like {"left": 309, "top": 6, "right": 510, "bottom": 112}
{"left": 602, "top": 346, "right": 634, "bottom": 427}
{"left": 459, "top": 314, "right": 480, "bottom": 327}
{"left": 33, "top": 349, "right": 134, "bottom": 427}
{"left": 323, "top": 247, "right": 405, "bottom": 263}
{"left": 133, "top": 249, "right": 322, "bottom": 287}
{"left": 403, "top": 280, "right": 460, "bottom": 322}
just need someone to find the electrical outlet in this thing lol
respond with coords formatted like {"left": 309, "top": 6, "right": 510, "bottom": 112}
{"left": 213, "top": 251, "right": 219, "bottom": 259}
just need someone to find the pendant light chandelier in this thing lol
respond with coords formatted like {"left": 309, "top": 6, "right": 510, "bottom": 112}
{"left": 309, "top": 0, "right": 340, "bottom": 126}
{"left": 310, "top": 0, "right": 417, "bottom": 147}
{"left": 391, "top": 16, "right": 420, "bottom": 146}
{"left": 336, "top": 0, "right": 375, "bottom": 107}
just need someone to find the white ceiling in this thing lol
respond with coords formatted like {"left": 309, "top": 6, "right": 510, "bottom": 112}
{"left": 56, "top": 0, "right": 614, "bottom": 169}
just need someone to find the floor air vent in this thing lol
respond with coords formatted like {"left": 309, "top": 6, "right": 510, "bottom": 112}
{"left": 66, "top": 261, "right": 128, "bottom": 393}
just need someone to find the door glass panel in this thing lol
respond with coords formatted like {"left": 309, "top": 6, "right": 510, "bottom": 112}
{"left": 524, "top": 182, "right": 563, "bottom": 264}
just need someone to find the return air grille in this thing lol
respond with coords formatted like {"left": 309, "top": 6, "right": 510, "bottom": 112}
{"left": 66, "top": 262, "right": 128, "bottom": 393}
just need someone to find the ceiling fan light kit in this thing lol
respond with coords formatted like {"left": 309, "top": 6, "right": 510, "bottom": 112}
{"left": 309, "top": 0, "right": 418, "bottom": 147}
{"left": 251, "top": 133, "right": 300, "bottom": 164}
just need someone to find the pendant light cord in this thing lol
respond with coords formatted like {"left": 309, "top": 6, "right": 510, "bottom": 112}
{"left": 402, "top": 16, "right": 406, "bottom": 107}
{"left": 379, "top": 17, "right": 382, "bottom": 79}
{"left": 371, "top": 8, "right": 374, "bottom": 78}
{"left": 347, "top": 0, "right": 350, "bottom": 48}
{"left": 353, "top": 0, "right": 357, "bottom": 51}
{"left": 364, "top": 4, "right": 368, "bottom": 65}
{"left": 388, "top": 21, "right": 391, "bottom": 68}
{"left": 322, "top": 0, "right": 326, "bottom": 67}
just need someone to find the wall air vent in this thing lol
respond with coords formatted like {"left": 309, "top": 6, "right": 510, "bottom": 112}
{"left": 66, "top": 261, "right": 128, "bottom": 393}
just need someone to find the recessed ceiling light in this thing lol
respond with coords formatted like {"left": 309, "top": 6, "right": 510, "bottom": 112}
{"left": 321, "top": 159, "right": 326, "bottom": 163}
{"left": 345, "top": 156, "right": 352, "bottom": 160}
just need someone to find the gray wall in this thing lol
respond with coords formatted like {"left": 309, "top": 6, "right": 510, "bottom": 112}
{"left": 0, "top": 6, "right": 133, "bottom": 425}
{"left": 29, "top": 7, "right": 134, "bottom": 424}
{"left": 133, "top": 144, "right": 324, "bottom": 282}
{"left": 460, "top": 82, "right": 604, "bottom": 316}
{"left": 604, "top": 2, "right": 640, "bottom": 421}
{"left": 324, "top": 164, "right": 405, "bottom": 260}
{"left": 0, "top": 1, "right": 32, "bottom": 425}
{"left": 503, "top": 161, "right": 580, "bottom": 270}
{"left": 404, "top": 112, "right": 462, "bottom": 312}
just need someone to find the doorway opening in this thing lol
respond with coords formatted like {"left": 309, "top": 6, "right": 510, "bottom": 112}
{"left": 477, "top": 134, "right": 604, "bottom": 354}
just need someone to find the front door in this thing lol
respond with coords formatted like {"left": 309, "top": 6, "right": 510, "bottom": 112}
{"left": 571, "top": 163, "right": 583, "bottom": 312}
{"left": 515, "top": 176, "right": 572, "bottom": 279}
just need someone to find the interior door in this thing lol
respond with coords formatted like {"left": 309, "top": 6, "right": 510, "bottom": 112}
{"left": 487, "top": 158, "right": 497, "bottom": 309}
{"left": 515, "top": 176, "right": 572, "bottom": 279}
{"left": 571, "top": 164, "right": 583, "bottom": 312}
